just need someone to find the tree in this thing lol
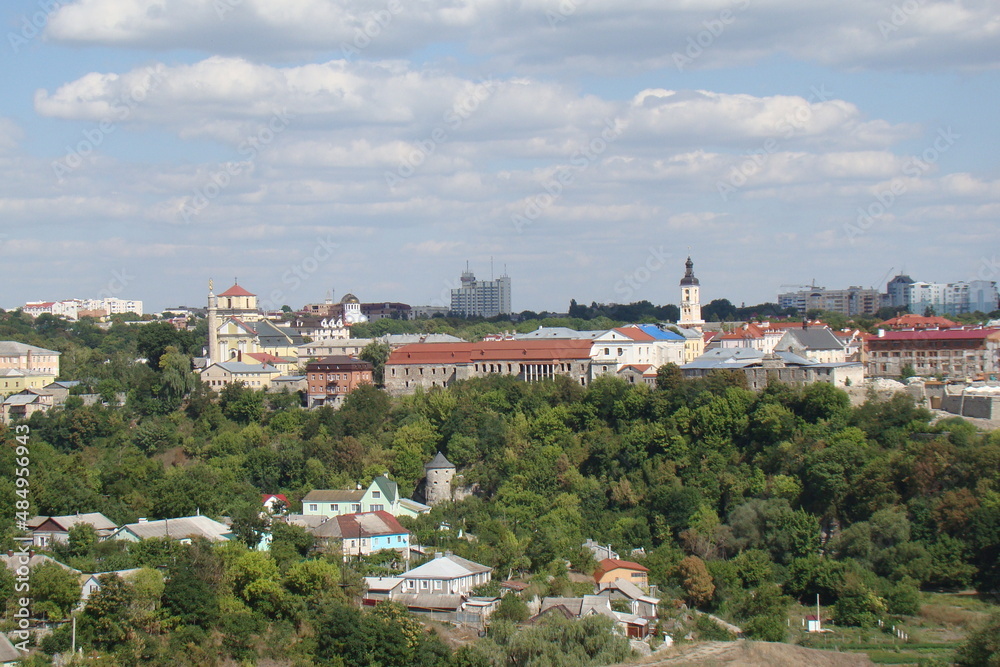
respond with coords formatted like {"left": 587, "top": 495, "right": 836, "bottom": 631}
{"left": 81, "top": 574, "right": 136, "bottom": 653}
{"left": 359, "top": 341, "right": 391, "bottom": 386}
{"left": 731, "top": 582, "right": 791, "bottom": 641}
{"left": 954, "top": 611, "right": 1000, "bottom": 666}
{"left": 676, "top": 555, "right": 715, "bottom": 607}
{"left": 284, "top": 559, "right": 342, "bottom": 603}
{"left": 31, "top": 561, "right": 82, "bottom": 620}
{"left": 228, "top": 500, "right": 269, "bottom": 549}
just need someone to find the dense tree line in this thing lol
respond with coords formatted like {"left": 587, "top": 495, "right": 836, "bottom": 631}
{"left": 0, "top": 313, "right": 998, "bottom": 663}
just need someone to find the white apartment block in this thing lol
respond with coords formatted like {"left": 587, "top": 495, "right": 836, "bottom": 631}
{"left": 450, "top": 268, "right": 511, "bottom": 318}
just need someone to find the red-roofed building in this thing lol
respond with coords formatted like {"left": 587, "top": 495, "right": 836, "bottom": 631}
{"left": 876, "top": 314, "right": 961, "bottom": 330}
{"left": 305, "top": 356, "right": 374, "bottom": 407}
{"left": 865, "top": 327, "right": 1000, "bottom": 378}
{"left": 593, "top": 558, "right": 649, "bottom": 589}
{"left": 386, "top": 340, "right": 594, "bottom": 395}
{"left": 262, "top": 494, "right": 289, "bottom": 513}
{"left": 218, "top": 283, "right": 256, "bottom": 298}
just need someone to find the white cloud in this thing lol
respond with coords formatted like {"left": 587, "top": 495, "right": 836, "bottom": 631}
{"left": 43, "top": 0, "right": 1000, "bottom": 71}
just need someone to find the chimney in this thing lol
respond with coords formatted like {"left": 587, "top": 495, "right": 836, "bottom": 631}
{"left": 237, "top": 350, "right": 242, "bottom": 362}
{"left": 878, "top": 329, "right": 885, "bottom": 338}
{"left": 137, "top": 517, "right": 148, "bottom": 523}
{"left": 434, "top": 551, "right": 444, "bottom": 559}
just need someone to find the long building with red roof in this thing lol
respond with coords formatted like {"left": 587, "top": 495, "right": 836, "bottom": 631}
{"left": 385, "top": 339, "right": 595, "bottom": 394}
{"left": 865, "top": 327, "right": 1000, "bottom": 378}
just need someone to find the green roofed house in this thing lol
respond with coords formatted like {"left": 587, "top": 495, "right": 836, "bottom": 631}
{"left": 302, "top": 474, "right": 430, "bottom": 520}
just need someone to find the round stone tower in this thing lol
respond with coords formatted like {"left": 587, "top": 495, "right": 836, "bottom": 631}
{"left": 424, "top": 451, "right": 456, "bottom": 507}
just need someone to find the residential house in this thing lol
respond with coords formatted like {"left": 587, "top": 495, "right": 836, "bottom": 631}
{"left": 298, "top": 338, "right": 373, "bottom": 362}
{"left": 1, "top": 389, "right": 55, "bottom": 424}
{"left": 41, "top": 380, "right": 82, "bottom": 405}
{"left": 305, "top": 355, "right": 374, "bottom": 408}
{"left": 26, "top": 512, "right": 117, "bottom": 548}
{"left": 865, "top": 327, "right": 1000, "bottom": 379}
{"left": 1, "top": 550, "right": 79, "bottom": 575}
{"left": 537, "top": 595, "right": 651, "bottom": 639}
{"left": 302, "top": 475, "right": 430, "bottom": 519}
{"left": 80, "top": 568, "right": 145, "bottom": 606}
{"left": 773, "top": 326, "right": 848, "bottom": 363}
{"left": 109, "top": 515, "right": 233, "bottom": 543}
{"left": 301, "top": 511, "right": 411, "bottom": 558}
{"left": 617, "top": 364, "right": 658, "bottom": 386}
{"left": 583, "top": 539, "right": 619, "bottom": 562}
{"left": 241, "top": 352, "right": 298, "bottom": 375}
{"left": 199, "top": 360, "right": 282, "bottom": 389}
{"left": 262, "top": 494, "right": 289, "bottom": 514}
{"left": 399, "top": 551, "right": 492, "bottom": 596}
{"left": 269, "top": 375, "right": 307, "bottom": 394}
{"left": 0, "top": 341, "right": 61, "bottom": 375}
{"left": 0, "top": 633, "right": 20, "bottom": 665}
{"left": 596, "top": 579, "right": 660, "bottom": 618}
{"left": 594, "top": 558, "right": 650, "bottom": 589}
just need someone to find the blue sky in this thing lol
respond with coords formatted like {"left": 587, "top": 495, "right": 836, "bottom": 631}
{"left": 2, "top": 0, "right": 998, "bottom": 313}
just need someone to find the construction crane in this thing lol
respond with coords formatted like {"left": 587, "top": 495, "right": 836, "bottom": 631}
{"left": 872, "top": 267, "right": 894, "bottom": 291}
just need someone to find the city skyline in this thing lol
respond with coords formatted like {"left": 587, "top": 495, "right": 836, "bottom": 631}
{"left": 2, "top": 1, "right": 998, "bottom": 313}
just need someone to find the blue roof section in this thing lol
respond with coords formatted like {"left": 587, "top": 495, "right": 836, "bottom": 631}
{"left": 635, "top": 324, "right": 685, "bottom": 341}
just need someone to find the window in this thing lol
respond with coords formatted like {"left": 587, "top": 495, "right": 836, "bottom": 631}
{"left": 352, "top": 504, "right": 361, "bottom": 512}
{"left": 408, "top": 580, "right": 415, "bottom": 590}
{"left": 308, "top": 504, "right": 317, "bottom": 512}
{"left": 372, "top": 491, "right": 381, "bottom": 499}
{"left": 331, "top": 504, "right": 338, "bottom": 512}
{"left": 371, "top": 504, "right": 384, "bottom": 512}
{"left": 421, "top": 580, "right": 429, "bottom": 590}
{"left": 434, "top": 580, "right": 442, "bottom": 590}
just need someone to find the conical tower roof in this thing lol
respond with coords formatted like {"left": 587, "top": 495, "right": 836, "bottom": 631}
{"left": 425, "top": 451, "right": 455, "bottom": 470}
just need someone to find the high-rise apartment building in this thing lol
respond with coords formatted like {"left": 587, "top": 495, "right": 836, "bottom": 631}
{"left": 777, "top": 286, "right": 881, "bottom": 316}
{"left": 450, "top": 267, "right": 511, "bottom": 318}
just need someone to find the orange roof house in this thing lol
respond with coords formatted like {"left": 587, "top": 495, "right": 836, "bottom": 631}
{"left": 593, "top": 558, "right": 649, "bottom": 588}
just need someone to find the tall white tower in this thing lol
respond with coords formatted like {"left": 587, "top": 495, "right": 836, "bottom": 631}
{"left": 679, "top": 256, "right": 704, "bottom": 331}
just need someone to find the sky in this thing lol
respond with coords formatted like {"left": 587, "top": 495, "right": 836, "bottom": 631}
{"left": 1, "top": 0, "right": 998, "bottom": 314}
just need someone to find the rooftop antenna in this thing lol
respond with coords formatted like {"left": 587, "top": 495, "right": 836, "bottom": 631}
{"left": 491, "top": 256, "right": 494, "bottom": 281}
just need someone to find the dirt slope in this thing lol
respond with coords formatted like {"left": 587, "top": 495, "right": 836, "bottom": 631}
{"left": 624, "top": 640, "right": 874, "bottom": 667}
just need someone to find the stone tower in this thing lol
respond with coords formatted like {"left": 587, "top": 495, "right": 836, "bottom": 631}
{"left": 424, "top": 451, "right": 456, "bottom": 507}
{"left": 679, "top": 256, "right": 705, "bottom": 331}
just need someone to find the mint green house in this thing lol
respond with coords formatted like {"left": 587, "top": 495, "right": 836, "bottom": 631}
{"left": 302, "top": 475, "right": 430, "bottom": 519}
